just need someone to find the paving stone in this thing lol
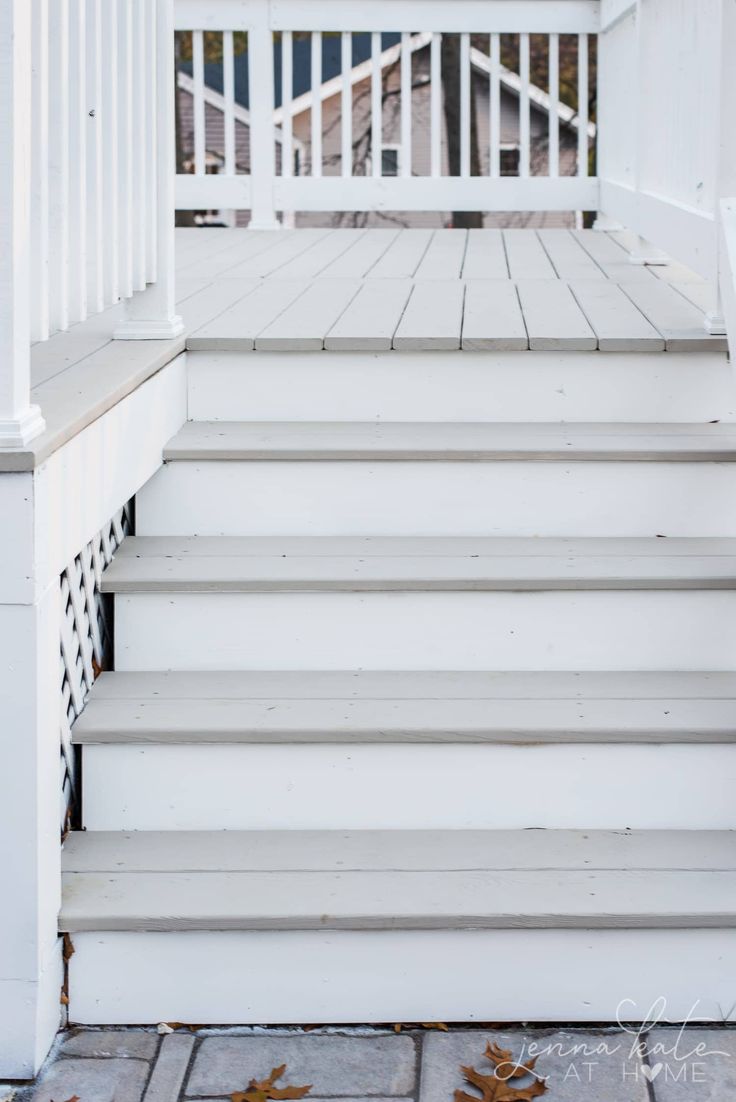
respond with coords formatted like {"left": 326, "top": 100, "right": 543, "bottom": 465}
{"left": 645, "top": 1028, "right": 736, "bottom": 1100}
{"left": 420, "top": 1030, "right": 649, "bottom": 1102}
{"left": 186, "top": 1034, "right": 416, "bottom": 1097}
{"left": 60, "top": 1029, "right": 159, "bottom": 1060}
{"left": 31, "top": 1057, "right": 149, "bottom": 1102}
{"left": 144, "top": 1034, "right": 196, "bottom": 1102}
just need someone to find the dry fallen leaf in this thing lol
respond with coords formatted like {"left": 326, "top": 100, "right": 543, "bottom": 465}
{"left": 231, "top": 1063, "right": 313, "bottom": 1102}
{"left": 454, "top": 1041, "right": 547, "bottom": 1102}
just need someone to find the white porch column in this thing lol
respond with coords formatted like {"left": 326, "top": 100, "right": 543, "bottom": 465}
{"left": 0, "top": 0, "right": 45, "bottom": 446}
{"left": 115, "top": 0, "right": 183, "bottom": 340}
{"left": 0, "top": 474, "right": 62, "bottom": 1078}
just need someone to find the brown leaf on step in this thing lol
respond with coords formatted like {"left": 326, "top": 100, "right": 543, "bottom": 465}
{"left": 420, "top": 1023, "right": 449, "bottom": 1031}
{"left": 231, "top": 1064, "right": 312, "bottom": 1102}
{"left": 62, "top": 933, "right": 75, "bottom": 962}
{"left": 454, "top": 1041, "right": 547, "bottom": 1102}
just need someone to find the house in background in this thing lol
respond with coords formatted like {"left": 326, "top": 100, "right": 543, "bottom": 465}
{"left": 177, "top": 33, "right": 593, "bottom": 228}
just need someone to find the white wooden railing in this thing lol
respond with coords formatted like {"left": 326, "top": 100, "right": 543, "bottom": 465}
{"left": 598, "top": 0, "right": 736, "bottom": 314}
{"left": 0, "top": 0, "right": 182, "bottom": 449}
{"left": 174, "top": 0, "right": 600, "bottom": 227}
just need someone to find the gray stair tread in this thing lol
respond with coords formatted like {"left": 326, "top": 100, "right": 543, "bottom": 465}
{"left": 163, "top": 421, "right": 736, "bottom": 461}
{"left": 101, "top": 536, "right": 736, "bottom": 593}
{"left": 60, "top": 829, "right": 736, "bottom": 931}
{"left": 74, "top": 670, "right": 736, "bottom": 744}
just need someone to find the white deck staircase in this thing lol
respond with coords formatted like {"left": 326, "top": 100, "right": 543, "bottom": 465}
{"left": 60, "top": 333, "right": 736, "bottom": 1025}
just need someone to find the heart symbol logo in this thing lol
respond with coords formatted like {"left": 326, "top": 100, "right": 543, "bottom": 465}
{"left": 641, "top": 1063, "right": 664, "bottom": 1082}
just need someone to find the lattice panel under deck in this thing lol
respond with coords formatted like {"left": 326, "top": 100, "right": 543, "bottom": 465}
{"left": 60, "top": 502, "right": 133, "bottom": 833}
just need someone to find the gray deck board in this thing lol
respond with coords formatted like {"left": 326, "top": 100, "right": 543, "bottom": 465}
{"left": 620, "top": 280, "right": 728, "bottom": 352}
{"left": 162, "top": 419, "right": 736, "bottom": 462}
{"left": 73, "top": 670, "right": 736, "bottom": 745}
{"left": 101, "top": 534, "right": 736, "bottom": 593}
{"left": 255, "top": 280, "right": 362, "bottom": 350}
{"left": 461, "top": 281, "right": 528, "bottom": 350}
{"left": 515, "top": 281, "right": 598, "bottom": 350}
{"left": 61, "top": 828, "right": 736, "bottom": 873}
{"left": 414, "top": 230, "right": 468, "bottom": 279}
{"left": 368, "top": 229, "right": 435, "bottom": 277}
{"left": 60, "top": 828, "right": 736, "bottom": 930}
{"left": 570, "top": 280, "right": 666, "bottom": 351}
{"left": 325, "top": 280, "right": 413, "bottom": 351}
{"left": 393, "top": 281, "right": 465, "bottom": 349}
{"left": 461, "top": 229, "right": 509, "bottom": 278}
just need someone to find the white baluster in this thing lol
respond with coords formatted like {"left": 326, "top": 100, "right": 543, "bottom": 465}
{"left": 548, "top": 32, "right": 559, "bottom": 178}
{"left": 341, "top": 32, "right": 352, "bottom": 177}
{"left": 31, "top": 0, "right": 50, "bottom": 341}
{"left": 577, "top": 33, "right": 589, "bottom": 177}
{"left": 48, "top": 0, "right": 70, "bottom": 330}
{"left": 430, "top": 32, "right": 441, "bottom": 178}
{"left": 460, "top": 32, "right": 470, "bottom": 178}
{"left": 0, "top": 0, "right": 45, "bottom": 445}
{"left": 192, "top": 29, "right": 205, "bottom": 176}
{"left": 115, "top": 0, "right": 183, "bottom": 338}
{"left": 400, "top": 32, "right": 412, "bottom": 178}
{"left": 489, "top": 33, "right": 500, "bottom": 178}
{"left": 311, "top": 31, "right": 322, "bottom": 177}
{"left": 86, "top": 0, "right": 105, "bottom": 313}
{"left": 519, "top": 32, "right": 530, "bottom": 177}
{"left": 371, "top": 31, "right": 382, "bottom": 177}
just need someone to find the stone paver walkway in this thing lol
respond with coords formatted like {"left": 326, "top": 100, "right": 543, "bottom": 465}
{"left": 4, "top": 1025, "right": 736, "bottom": 1102}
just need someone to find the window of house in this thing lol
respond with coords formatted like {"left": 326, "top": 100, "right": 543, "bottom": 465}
{"left": 381, "top": 145, "right": 401, "bottom": 177}
{"left": 500, "top": 146, "right": 520, "bottom": 176}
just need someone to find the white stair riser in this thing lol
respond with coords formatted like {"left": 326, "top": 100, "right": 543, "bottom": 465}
{"left": 114, "top": 591, "right": 736, "bottom": 671}
{"left": 81, "top": 744, "right": 736, "bottom": 831}
{"left": 186, "top": 350, "right": 736, "bottom": 423}
{"left": 68, "top": 928, "right": 736, "bottom": 1025}
{"left": 136, "top": 461, "right": 736, "bottom": 538}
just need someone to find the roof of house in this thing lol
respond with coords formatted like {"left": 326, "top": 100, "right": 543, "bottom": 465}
{"left": 180, "top": 34, "right": 593, "bottom": 137}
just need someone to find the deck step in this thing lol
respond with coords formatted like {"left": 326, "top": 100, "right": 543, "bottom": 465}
{"left": 60, "top": 829, "right": 736, "bottom": 932}
{"left": 62, "top": 829, "right": 736, "bottom": 1023}
{"left": 138, "top": 425, "right": 736, "bottom": 538}
{"left": 101, "top": 536, "right": 736, "bottom": 593}
{"left": 185, "top": 348, "right": 736, "bottom": 425}
{"left": 74, "top": 670, "right": 736, "bottom": 744}
{"left": 163, "top": 420, "right": 736, "bottom": 462}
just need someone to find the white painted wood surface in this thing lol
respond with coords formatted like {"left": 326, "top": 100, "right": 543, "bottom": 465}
{"left": 137, "top": 459, "right": 736, "bottom": 538}
{"left": 186, "top": 349, "right": 736, "bottom": 425}
{"left": 0, "top": 0, "right": 45, "bottom": 446}
{"left": 66, "top": 927, "right": 736, "bottom": 1025}
{"left": 114, "top": 590, "right": 736, "bottom": 671}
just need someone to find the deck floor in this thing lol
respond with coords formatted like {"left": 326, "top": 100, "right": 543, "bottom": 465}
{"left": 15, "top": 226, "right": 726, "bottom": 473}
{"left": 177, "top": 227, "right": 726, "bottom": 354}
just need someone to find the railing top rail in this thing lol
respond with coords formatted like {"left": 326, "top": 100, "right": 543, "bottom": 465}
{"left": 174, "top": 0, "right": 600, "bottom": 33}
